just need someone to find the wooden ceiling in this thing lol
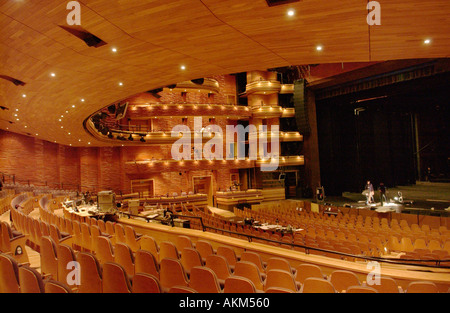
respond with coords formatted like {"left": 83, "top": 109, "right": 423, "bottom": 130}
{"left": 0, "top": 0, "right": 449, "bottom": 146}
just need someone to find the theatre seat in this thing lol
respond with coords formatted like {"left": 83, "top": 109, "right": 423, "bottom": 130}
{"left": 0, "top": 253, "right": 20, "bottom": 293}
{"left": 159, "top": 258, "right": 189, "bottom": 292}
{"left": 44, "top": 279, "right": 73, "bottom": 293}
{"left": 169, "top": 286, "right": 197, "bottom": 293}
{"left": 40, "top": 236, "right": 58, "bottom": 279}
{"left": 264, "top": 269, "right": 301, "bottom": 292}
{"left": 181, "top": 247, "right": 203, "bottom": 275}
{"left": 329, "top": 270, "right": 361, "bottom": 293}
{"left": 18, "top": 266, "right": 45, "bottom": 293}
{"left": 301, "top": 277, "right": 336, "bottom": 293}
{"left": 96, "top": 236, "right": 115, "bottom": 264}
{"left": 132, "top": 273, "right": 161, "bottom": 293}
{"left": 102, "top": 262, "right": 132, "bottom": 293}
{"left": 195, "top": 240, "right": 216, "bottom": 262}
{"left": 159, "top": 241, "right": 181, "bottom": 260}
{"left": 224, "top": 276, "right": 256, "bottom": 293}
{"left": 140, "top": 235, "right": 160, "bottom": 261}
{"left": 77, "top": 252, "right": 102, "bottom": 293}
{"left": 294, "top": 264, "right": 327, "bottom": 284}
{"left": 234, "top": 261, "right": 265, "bottom": 291}
{"left": 56, "top": 244, "right": 76, "bottom": 286}
{"left": 346, "top": 286, "right": 378, "bottom": 293}
{"left": 188, "top": 266, "right": 222, "bottom": 293}
{"left": 371, "top": 277, "right": 403, "bottom": 293}
{"left": 205, "top": 254, "right": 233, "bottom": 287}
{"left": 114, "top": 242, "right": 135, "bottom": 277}
{"left": 406, "top": 281, "right": 439, "bottom": 293}
{"left": 134, "top": 249, "right": 159, "bottom": 279}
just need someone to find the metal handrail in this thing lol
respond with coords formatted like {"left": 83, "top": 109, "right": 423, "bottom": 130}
{"left": 121, "top": 211, "right": 450, "bottom": 269}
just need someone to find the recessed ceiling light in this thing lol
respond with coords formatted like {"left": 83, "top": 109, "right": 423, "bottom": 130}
{"left": 16, "top": 118, "right": 19, "bottom": 121}
{"left": 287, "top": 9, "right": 295, "bottom": 16}
{"left": 24, "top": 125, "right": 27, "bottom": 128}
{"left": 22, "top": 94, "right": 26, "bottom": 98}
{"left": 72, "top": 105, "right": 76, "bottom": 108}
{"left": 61, "top": 126, "right": 64, "bottom": 128}
{"left": 180, "top": 65, "right": 186, "bottom": 70}
{"left": 118, "top": 82, "right": 123, "bottom": 86}
{"left": 111, "top": 47, "right": 117, "bottom": 52}
{"left": 81, "top": 99, "right": 85, "bottom": 102}
{"left": 50, "top": 73, "right": 56, "bottom": 77}
{"left": 316, "top": 45, "right": 323, "bottom": 51}
{"left": 15, "top": 109, "right": 19, "bottom": 111}
{"left": 424, "top": 39, "right": 431, "bottom": 44}
{"left": 88, "top": 142, "right": 91, "bottom": 145}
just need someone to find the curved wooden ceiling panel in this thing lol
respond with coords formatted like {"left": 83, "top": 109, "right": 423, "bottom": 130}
{"left": 0, "top": 0, "right": 448, "bottom": 147}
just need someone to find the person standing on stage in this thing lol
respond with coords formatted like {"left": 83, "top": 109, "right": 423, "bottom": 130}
{"left": 365, "top": 180, "right": 374, "bottom": 204}
{"left": 378, "top": 182, "right": 387, "bottom": 206}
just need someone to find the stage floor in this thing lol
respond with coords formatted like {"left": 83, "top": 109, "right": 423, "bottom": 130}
{"left": 309, "top": 182, "right": 450, "bottom": 215}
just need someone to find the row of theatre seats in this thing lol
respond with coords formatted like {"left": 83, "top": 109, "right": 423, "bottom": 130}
{"left": 3, "top": 204, "right": 446, "bottom": 293}
{"left": 187, "top": 206, "right": 450, "bottom": 264}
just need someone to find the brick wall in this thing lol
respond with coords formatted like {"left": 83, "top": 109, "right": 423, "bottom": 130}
{"left": 0, "top": 130, "right": 238, "bottom": 195}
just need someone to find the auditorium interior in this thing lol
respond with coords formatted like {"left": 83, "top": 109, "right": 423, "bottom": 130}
{"left": 0, "top": 0, "right": 449, "bottom": 295}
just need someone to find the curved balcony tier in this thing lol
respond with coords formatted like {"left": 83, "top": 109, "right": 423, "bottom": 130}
{"left": 87, "top": 118, "right": 303, "bottom": 145}
{"left": 126, "top": 103, "right": 251, "bottom": 119}
{"left": 251, "top": 106, "right": 296, "bottom": 119}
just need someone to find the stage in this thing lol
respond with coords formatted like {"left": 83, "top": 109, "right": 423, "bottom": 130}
{"left": 325, "top": 182, "right": 450, "bottom": 216}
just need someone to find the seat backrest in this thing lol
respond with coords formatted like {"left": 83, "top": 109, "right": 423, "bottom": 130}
{"left": 96, "top": 236, "right": 115, "bottom": 264}
{"left": 77, "top": 252, "right": 102, "bottom": 293}
{"left": 406, "top": 281, "right": 439, "bottom": 293}
{"left": 57, "top": 244, "right": 76, "bottom": 285}
{"left": 80, "top": 222, "right": 91, "bottom": 251}
{"left": 140, "top": 235, "right": 160, "bottom": 261}
{"left": 181, "top": 248, "right": 203, "bottom": 274}
{"left": 124, "top": 225, "right": 141, "bottom": 251}
{"left": 195, "top": 240, "right": 215, "bottom": 261}
{"left": 159, "top": 258, "right": 189, "bottom": 291}
{"left": 188, "top": 266, "right": 221, "bottom": 293}
{"left": 176, "top": 235, "right": 194, "bottom": 251}
{"left": 224, "top": 276, "right": 256, "bottom": 293}
{"left": 266, "top": 257, "right": 294, "bottom": 274}
{"left": 0, "top": 253, "right": 20, "bottom": 293}
{"left": 159, "top": 241, "right": 180, "bottom": 260}
{"left": 114, "top": 223, "right": 126, "bottom": 244}
{"left": 371, "top": 276, "right": 401, "bottom": 293}
{"left": 294, "top": 264, "right": 324, "bottom": 284}
{"left": 114, "top": 242, "right": 135, "bottom": 276}
{"left": 234, "top": 261, "right": 264, "bottom": 291}
{"left": 132, "top": 273, "right": 161, "bottom": 293}
{"left": 264, "top": 269, "right": 299, "bottom": 292}
{"left": 44, "top": 279, "right": 72, "bottom": 293}
{"left": 19, "top": 266, "right": 45, "bottom": 293}
{"left": 40, "top": 236, "right": 58, "bottom": 278}
{"left": 330, "top": 270, "right": 360, "bottom": 292}
{"left": 169, "top": 286, "right": 198, "bottom": 293}
{"left": 205, "top": 254, "right": 232, "bottom": 281}
{"left": 102, "top": 262, "right": 132, "bottom": 293}
{"left": 240, "top": 251, "right": 266, "bottom": 273}
{"left": 346, "top": 286, "right": 378, "bottom": 293}
{"left": 134, "top": 249, "right": 159, "bottom": 278}
{"left": 302, "top": 277, "right": 336, "bottom": 293}
{"left": 216, "top": 246, "right": 237, "bottom": 267}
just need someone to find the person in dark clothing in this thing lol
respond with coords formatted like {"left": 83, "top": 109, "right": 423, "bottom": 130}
{"left": 379, "top": 182, "right": 387, "bottom": 206}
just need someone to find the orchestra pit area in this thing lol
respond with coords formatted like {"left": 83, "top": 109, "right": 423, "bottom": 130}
{"left": 0, "top": 184, "right": 449, "bottom": 294}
